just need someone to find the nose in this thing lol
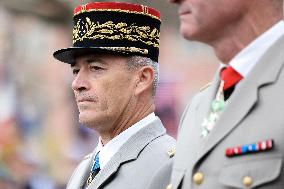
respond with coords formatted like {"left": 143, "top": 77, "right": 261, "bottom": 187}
{"left": 71, "top": 71, "right": 90, "bottom": 92}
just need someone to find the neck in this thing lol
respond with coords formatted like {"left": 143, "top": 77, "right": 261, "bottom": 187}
{"left": 100, "top": 99, "right": 155, "bottom": 145}
{"left": 209, "top": 4, "right": 282, "bottom": 64}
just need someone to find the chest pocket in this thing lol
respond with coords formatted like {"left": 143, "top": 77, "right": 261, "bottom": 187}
{"left": 219, "top": 156, "right": 282, "bottom": 188}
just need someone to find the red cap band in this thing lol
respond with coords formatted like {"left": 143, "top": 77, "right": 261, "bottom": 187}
{"left": 74, "top": 2, "right": 160, "bottom": 20}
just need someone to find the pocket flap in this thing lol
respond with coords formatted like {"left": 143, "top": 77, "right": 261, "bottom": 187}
{"left": 219, "top": 157, "right": 282, "bottom": 188}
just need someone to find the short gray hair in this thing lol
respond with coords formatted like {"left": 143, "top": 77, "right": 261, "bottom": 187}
{"left": 125, "top": 56, "right": 159, "bottom": 96}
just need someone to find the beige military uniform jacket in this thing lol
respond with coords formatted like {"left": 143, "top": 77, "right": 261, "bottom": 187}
{"left": 66, "top": 117, "right": 176, "bottom": 189}
{"left": 169, "top": 33, "right": 284, "bottom": 188}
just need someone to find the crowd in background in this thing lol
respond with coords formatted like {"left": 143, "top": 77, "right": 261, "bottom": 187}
{"left": 0, "top": 0, "right": 218, "bottom": 188}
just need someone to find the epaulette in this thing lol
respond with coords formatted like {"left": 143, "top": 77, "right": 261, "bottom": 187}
{"left": 199, "top": 82, "right": 212, "bottom": 92}
{"left": 167, "top": 147, "right": 176, "bottom": 158}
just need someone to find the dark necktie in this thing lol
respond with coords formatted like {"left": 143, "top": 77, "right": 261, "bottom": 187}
{"left": 220, "top": 66, "right": 243, "bottom": 100}
{"left": 86, "top": 152, "right": 100, "bottom": 186}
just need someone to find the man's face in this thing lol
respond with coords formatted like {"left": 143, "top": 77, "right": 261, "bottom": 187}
{"left": 71, "top": 54, "right": 137, "bottom": 132}
{"left": 171, "top": 0, "right": 250, "bottom": 43}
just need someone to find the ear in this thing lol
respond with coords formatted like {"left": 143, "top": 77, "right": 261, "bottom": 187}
{"left": 134, "top": 66, "right": 154, "bottom": 96}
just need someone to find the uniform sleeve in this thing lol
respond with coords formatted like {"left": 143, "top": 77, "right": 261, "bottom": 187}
{"left": 146, "top": 160, "right": 173, "bottom": 189}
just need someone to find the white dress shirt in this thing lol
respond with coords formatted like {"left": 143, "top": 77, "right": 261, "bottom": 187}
{"left": 220, "top": 20, "right": 284, "bottom": 78}
{"left": 94, "top": 112, "right": 157, "bottom": 169}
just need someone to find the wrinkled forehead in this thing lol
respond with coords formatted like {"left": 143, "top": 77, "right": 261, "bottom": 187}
{"left": 71, "top": 53, "right": 130, "bottom": 67}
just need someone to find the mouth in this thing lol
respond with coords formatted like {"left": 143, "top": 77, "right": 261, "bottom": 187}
{"left": 76, "top": 97, "right": 96, "bottom": 103}
{"left": 76, "top": 98, "right": 95, "bottom": 111}
{"left": 178, "top": 7, "right": 191, "bottom": 16}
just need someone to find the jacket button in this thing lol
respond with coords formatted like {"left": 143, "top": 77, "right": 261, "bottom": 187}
{"left": 193, "top": 172, "right": 204, "bottom": 185}
{"left": 243, "top": 176, "right": 253, "bottom": 187}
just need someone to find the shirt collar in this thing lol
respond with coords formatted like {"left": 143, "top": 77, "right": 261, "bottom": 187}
{"left": 220, "top": 20, "right": 284, "bottom": 77}
{"left": 95, "top": 112, "right": 156, "bottom": 169}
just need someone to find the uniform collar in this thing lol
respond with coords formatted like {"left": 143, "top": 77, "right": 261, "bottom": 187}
{"left": 220, "top": 20, "right": 284, "bottom": 77}
{"left": 95, "top": 112, "right": 156, "bottom": 169}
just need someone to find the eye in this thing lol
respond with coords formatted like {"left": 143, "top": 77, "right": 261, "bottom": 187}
{"left": 72, "top": 68, "right": 79, "bottom": 75}
{"left": 90, "top": 65, "right": 103, "bottom": 71}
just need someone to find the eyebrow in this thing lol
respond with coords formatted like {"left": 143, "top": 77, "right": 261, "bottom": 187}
{"left": 86, "top": 58, "right": 106, "bottom": 64}
{"left": 71, "top": 57, "right": 108, "bottom": 67}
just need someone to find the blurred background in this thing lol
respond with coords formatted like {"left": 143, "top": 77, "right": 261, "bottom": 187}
{"left": 0, "top": 0, "right": 218, "bottom": 188}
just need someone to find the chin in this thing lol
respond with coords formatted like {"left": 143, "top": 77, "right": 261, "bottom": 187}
{"left": 78, "top": 111, "right": 108, "bottom": 130}
{"left": 78, "top": 112, "right": 95, "bottom": 126}
{"left": 180, "top": 25, "right": 194, "bottom": 39}
{"left": 180, "top": 21, "right": 204, "bottom": 40}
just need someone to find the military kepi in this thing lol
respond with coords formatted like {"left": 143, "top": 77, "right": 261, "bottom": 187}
{"left": 53, "top": 2, "right": 161, "bottom": 63}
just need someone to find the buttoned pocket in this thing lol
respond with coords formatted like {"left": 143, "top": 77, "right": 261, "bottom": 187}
{"left": 219, "top": 156, "right": 282, "bottom": 188}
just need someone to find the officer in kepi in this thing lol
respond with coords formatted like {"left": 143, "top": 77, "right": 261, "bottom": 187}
{"left": 53, "top": 2, "right": 175, "bottom": 189}
{"left": 166, "top": 0, "right": 284, "bottom": 188}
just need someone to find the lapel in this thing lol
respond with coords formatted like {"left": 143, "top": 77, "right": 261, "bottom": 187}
{"left": 87, "top": 118, "right": 166, "bottom": 189}
{"left": 67, "top": 153, "right": 94, "bottom": 189}
{"left": 194, "top": 73, "right": 220, "bottom": 157}
{"left": 194, "top": 33, "right": 284, "bottom": 165}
